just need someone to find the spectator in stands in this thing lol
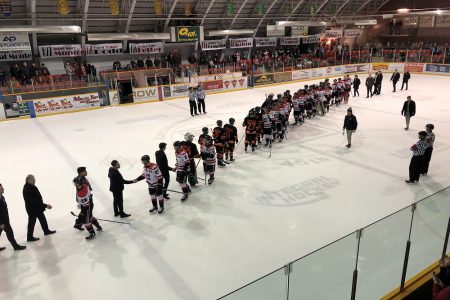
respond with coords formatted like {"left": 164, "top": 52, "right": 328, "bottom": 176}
{"left": 30, "top": 63, "right": 38, "bottom": 81}
{"left": 188, "top": 53, "right": 197, "bottom": 65}
{"left": 21, "top": 62, "right": 32, "bottom": 85}
{"left": 91, "top": 65, "right": 97, "bottom": 82}
{"left": 85, "top": 64, "right": 92, "bottom": 82}
{"left": 154, "top": 57, "right": 161, "bottom": 68}
{"left": 113, "top": 60, "right": 122, "bottom": 71}
{"left": 166, "top": 51, "right": 174, "bottom": 68}
{"left": 40, "top": 64, "right": 50, "bottom": 76}
{"left": 80, "top": 64, "right": 87, "bottom": 81}
{"left": 432, "top": 255, "right": 450, "bottom": 300}
{"left": 0, "top": 68, "right": 6, "bottom": 87}
{"left": 145, "top": 57, "right": 153, "bottom": 68}
{"left": 130, "top": 60, "right": 137, "bottom": 69}
{"left": 137, "top": 57, "right": 145, "bottom": 69}
{"left": 65, "top": 62, "right": 74, "bottom": 81}
{"left": 10, "top": 64, "right": 21, "bottom": 82}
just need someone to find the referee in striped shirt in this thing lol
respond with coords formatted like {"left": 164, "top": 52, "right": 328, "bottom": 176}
{"left": 406, "top": 131, "right": 428, "bottom": 184}
{"left": 421, "top": 124, "right": 435, "bottom": 175}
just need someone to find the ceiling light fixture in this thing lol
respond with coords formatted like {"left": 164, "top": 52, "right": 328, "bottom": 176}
{"left": 397, "top": 8, "right": 410, "bottom": 13}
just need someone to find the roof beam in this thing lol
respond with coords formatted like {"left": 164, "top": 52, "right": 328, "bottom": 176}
{"left": 310, "top": 0, "right": 332, "bottom": 19}
{"left": 124, "top": 0, "right": 138, "bottom": 33}
{"left": 27, "top": 0, "right": 38, "bottom": 59}
{"left": 286, "top": 0, "right": 307, "bottom": 21}
{"left": 352, "top": 0, "right": 373, "bottom": 15}
{"left": 82, "top": 0, "right": 90, "bottom": 33}
{"left": 373, "top": 0, "right": 391, "bottom": 14}
{"left": 252, "top": 0, "right": 280, "bottom": 38}
{"left": 227, "top": 0, "right": 251, "bottom": 29}
{"left": 164, "top": 0, "right": 180, "bottom": 32}
{"left": 200, "top": 0, "right": 217, "bottom": 26}
{"left": 335, "top": 0, "right": 352, "bottom": 15}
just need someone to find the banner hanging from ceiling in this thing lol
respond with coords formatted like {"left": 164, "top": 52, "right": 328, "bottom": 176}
{"left": 266, "top": 25, "right": 285, "bottom": 37}
{"left": 229, "top": 38, "right": 253, "bottom": 48}
{"left": 344, "top": 29, "right": 362, "bottom": 37}
{"left": 0, "top": 0, "right": 12, "bottom": 17}
{"left": 85, "top": 43, "right": 123, "bottom": 56}
{"left": 0, "top": 33, "right": 31, "bottom": 51}
{"left": 109, "top": 0, "right": 120, "bottom": 15}
{"left": 324, "top": 30, "right": 343, "bottom": 38}
{"left": 56, "top": 0, "right": 70, "bottom": 15}
{"left": 200, "top": 39, "right": 227, "bottom": 51}
{"left": 279, "top": 37, "right": 300, "bottom": 46}
{"left": 38, "top": 44, "right": 82, "bottom": 58}
{"left": 254, "top": 37, "right": 277, "bottom": 47}
{"left": 0, "top": 50, "right": 33, "bottom": 61}
{"left": 291, "top": 25, "right": 308, "bottom": 37}
{"left": 129, "top": 42, "right": 164, "bottom": 54}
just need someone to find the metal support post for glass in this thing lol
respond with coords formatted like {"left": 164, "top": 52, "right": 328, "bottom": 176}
{"left": 370, "top": 48, "right": 373, "bottom": 63}
{"left": 443, "top": 52, "right": 446, "bottom": 64}
{"left": 31, "top": 79, "right": 35, "bottom": 92}
{"left": 50, "top": 76, "right": 54, "bottom": 90}
{"left": 381, "top": 48, "right": 384, "bottom": 62}
{"left": 406, "top": 49, "right": 409, "bottom": 62}
{"left": 431, "top": 51, "right": 434, "bottom": 63}
{"left": 358, "top": 50, "right": 361, "bottom": 64}
{"left": 393, "top": 49, "right": 396, "bottom": 62}
{"left": 284, "top": 262, "right": 293, "bottom": 300}
{"left": 351, "top": 229, "right": 363, "bottom": 300}
{"left": 441, "top": 217, "right": 450, "bottom": 259}
{"left": 400, "top": 203, "right": 416, "bottom": 292}
{"left": 419, "top": 48, "right": 422, "bottom": 62}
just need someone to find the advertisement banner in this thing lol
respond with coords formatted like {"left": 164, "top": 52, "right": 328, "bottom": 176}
{"left": 301, "top": 34, "right": 322, "bottom": 44}
{"left": 371, "top": 63, "right": 390, "bottom": 72}
{"left": 404, "top": 63, "right": 424, "bottom": 73}
{"left": 254, "top": 74, "right": 274, "bottom": 86}
{"left": 0, "top": 50, "right": 32, "bottom": 61}
{"left": 85, "top": 43, "right": 123, "bottom": 56}
{"left": 344, "top": 29, "right": 362, "bottom": 37}
{"left": 371, "top": 63, "right": 405, "bottom": 72}
{"left": 129, "top": 42, "right": 164, "bottom": 54}
{"left": 162, "top": 85, "right": 172, "bottom": 99}
{"left": 266, "top": 25, "right": 285, "bottom": 37}
{"left": 171, "top": 83, "right": 191, "bottom": 97}
{"left": 255, "top": 38, "right": 277, "bottom": 47}
{"left": 200, "top": 39, "right": 226, "bottom": 51}
{"left": 324, "top": 30, "right": 343, "bottom": 38}
{"left": 229, "top": 38, "right": 253, "bottom": 48}
{"left": 310, "top": 68, "right": 326, "bottom": 78}
{"left": 132, "top": 87, "right": 159, "bottom": 103}
{"left": 200, "top": 80, "right": 223, "bottom": 92}
{"left": 425, "top": 64, "right": 450, "bottom": 73}
{"left": 108, "top": 90, "right": 119, "bottom": 105}
{"left": 223, "top": 77, "right": 247, "bottom": 90}
{"left": 279, "top": 37, "right": 300, "bottom": 46}
{"left": 388, "top": 63, "right": 405, "bottom": 72}
{"left": 0, "top": 33, "right": 31, "bottom": 51}
{"left": 292, "top": 70, "right": 311, "bottom": 80}
{"left": 274, "top": 72, "right": 292, "bottom": 83}
{"left": 291, "top": 25, "right": 308, "bottom": 37}
{"left": 32, "top": 93, "right": 100, "bottom": 116}
{"left": 330, "top": 66, "right": 343, "bottom": 75}
{"left": 343, "top": 64, "right": 370, "bottom": 73}
{"left": 38, "top": 44, "right": 81, "bottom": 58}
{"left": 176, "top": 26, "right": 200, "bottom": 42}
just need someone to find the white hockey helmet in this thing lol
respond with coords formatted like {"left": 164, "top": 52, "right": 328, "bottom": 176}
{"left": 184, "top": 132, "right": 195, "bottom": 142}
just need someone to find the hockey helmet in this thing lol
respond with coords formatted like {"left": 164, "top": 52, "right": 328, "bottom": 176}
{"left": 141, "top": 155, "right": 150, "bottom": 162}
{"left": 418, "top": 131, "right": 427, "bottom": 137}
{"left": 255, "top": 106, "right": 261, "bottom": 113}
{"left": 333, "top": 79, "right": 337, "bottom": 82}
{"left": 184, "top": 132, "right": 195, "bottom": 142}
{"left": 229, "top": 118, "right": 235, "bottom": 125}
{"left": 204, "top": 135, "right": 213, "bottom": 145}
{"left": 216, "top": 120, "right": 223, "bottom": 127}
{"left": 267, "top": 93, "right": 274, "bottom": 100}
{"left": 202, "top": 127, "right": 209, "bottom": 134}
{"left": 277, "top": 94, "right": 282, "bottom": 99}
{"left": 426, "top": 124, "right": 434, "bottom": 130}
{"left": 173, "top": 141, "right": 182, "bottom": 149}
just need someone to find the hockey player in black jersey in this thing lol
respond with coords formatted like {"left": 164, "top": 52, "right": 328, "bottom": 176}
{"left": 242, "top": 109, "right": 258, "bottom": 152}
{"left": 198, "top": 127, "right": 210, "bottom": 147}
{"left": 223, "top": 118, "right": 238, "bottom": 162}
{"left": 213, "top": 120, "right": 226, "bottom": 167}
{"left": 181, "top": 132, "right": 200, "bottom": 186}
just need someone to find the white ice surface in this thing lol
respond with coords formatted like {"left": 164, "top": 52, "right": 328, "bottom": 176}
{"left": 0, "top": 74, "right": 449, "bottom": 300}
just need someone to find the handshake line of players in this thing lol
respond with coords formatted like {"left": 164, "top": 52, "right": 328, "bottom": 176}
{"left": 241, "top": 75, "right": 353, "bottom": 152}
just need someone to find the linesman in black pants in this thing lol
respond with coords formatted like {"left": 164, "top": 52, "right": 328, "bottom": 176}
{"left": 196, "top": 84, "right": 207, "bottom": 114}
{"left": 406, "top": 131, "right": 428, "bottom": 184}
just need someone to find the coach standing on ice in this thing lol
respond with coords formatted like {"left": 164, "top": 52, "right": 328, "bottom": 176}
{"left": 343, "top": 107, "right": 358, "bottom": 148}
{"left": 155, "top": 143, "right": 175, "bottom": 199}
{"left": 401, "top": 71, "right": 411, "bottom": 90}
{"left": 0, "top": 183, "right": 26, "bottom": 251}
{"left": 391, "top": 69, "right": 401, "bottom": 92}
{"left": 353, "top": 75, "right": 361, "bottom": 97}
{"left": 401, "top": 96, "right": 416, "bottom": 130}
{"left": 109, "top": 160, "right": 134, "bottom": 218}
{"left": 365, "top": 74, "right": 374, "bottom": 98}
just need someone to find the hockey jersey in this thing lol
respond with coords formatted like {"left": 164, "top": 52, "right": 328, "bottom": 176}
{"left": 242, "top": 116, "right": 258, "bottom": 133}
{"left": 223, "top": 124, "right": 238, "bottom": 142}
{"left": 76, "top": 184, "right": 92, "bottom": 207}
{"left": 201, "top": 144, "right": 216, "bottom": 165}
{"left": 140, "top": 163, "right": 163, "bottom": 186}
{"left": 175, "top": 150, "right": 190, "bottom": 172}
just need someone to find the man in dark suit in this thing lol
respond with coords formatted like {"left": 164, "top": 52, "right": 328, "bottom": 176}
{"left": 108, "top": 160, "right": 134, "bottom": 218}
{"left": 0, "top": 183, "right": 26, "bottom": 251}
{"left": 401, "top": 71, "right": 411, "bottom": 90}
{"left": 391, "top": 69, "right": 401, "bottom": 92}
{"left": 401, "top": 96, "right": 416, "bottom": 130}
{"left": 365, "top": 74, "right": 375, "bottom": 98}
{"left": 155, "top": 143, "right": 175, "bottom": 199}
{"left": 352, "top": 75, "right": 361, "bottom": 97}
{"left": 374, "top": 71, "right": 383, "bottom": 95}
{"left": 23, "top": 175, "right": 56, "bottom": 242}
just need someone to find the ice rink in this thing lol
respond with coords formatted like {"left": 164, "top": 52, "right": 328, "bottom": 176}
{"left": 0, "top": 74, "right": 449, "bottom": 300}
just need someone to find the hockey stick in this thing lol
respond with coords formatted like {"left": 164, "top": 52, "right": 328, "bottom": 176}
{"left": 166, "top": 189, "right": 184, "bottom": 194}
{"left": 70, "top": 211, "right": 130, "bottom": 225}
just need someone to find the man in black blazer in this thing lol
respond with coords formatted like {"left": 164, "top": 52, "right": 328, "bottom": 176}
{"left": 401, "top": 96, "right": 416, "bottom": 130}
{"left": 401, "top": 71, "right": 411, "bottom": 90}
{"left": 391, "top": 69, "right": 401, "bottom": 92}
{"left": 155, "top": 143, "right": 175, "bottom": 199}
{"left": 374, "top": 71, "right": 383, "bottom": 95}
{"left": 0, "top": 183, "right": 26, "bottom": 251}
{"left": 23, "top": 175, "right": 56, "bottom": 242}
{"left": 109, "top": 160, "right": 134, "bottom": 218}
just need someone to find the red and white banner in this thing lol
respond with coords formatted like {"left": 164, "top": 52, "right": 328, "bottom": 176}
{"left": 255, "top": 38, "right": 277, "bottom": 47}
{"left": 200, "top": 39, "right": 226, "bottom": 51}
{"left": 229, "top": 38, "right": 253, "bottom": 48}
{"left": 129, "top": 42, "right": 164, "bottom": 54}
{"left": 85, "top": 43, "right": 123, "bottom": 56}
{"left": 200, "top": 80, "right": 223, "bottom": 91}
{"left": 38, "top": 44, "right": 81, "bottom": 58}
{"left": 279, "top": 37, "right": 300, "bottom": 46}
{"left": 324, "top": 30, "right": 343, "bottom": 38}
{"left": 344, "top": 29, "right": 362, "bottom": 37}
{"left": 404, "top": 63, "right": 424, "bottom": 73}
{"left": 223, "top": 77, "right": 247, "bottom": 90}
{"left": 32, "top": 93, "right": 100, "bottom": 116}
{"left": 0, "top": 50, "right": 32, "bottom": 61}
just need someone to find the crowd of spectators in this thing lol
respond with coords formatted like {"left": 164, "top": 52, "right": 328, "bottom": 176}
{"left": 64, "top": 61, "right": 98, "bottom": 83}
{"left": 0, "top": 62, "right": 51, "bottom": 88}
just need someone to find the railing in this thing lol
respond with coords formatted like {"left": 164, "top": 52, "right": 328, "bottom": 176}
{"left": 218, "top": 186, "right": 450, "bottom": 300}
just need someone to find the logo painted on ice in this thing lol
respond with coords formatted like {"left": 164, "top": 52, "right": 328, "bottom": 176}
{"left": 256, "top": 176, "right": 340, "bottom": 207}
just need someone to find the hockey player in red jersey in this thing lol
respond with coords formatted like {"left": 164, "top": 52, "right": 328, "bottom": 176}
{"left": 242, "top": 109, "right": 258, "bottom": 151}
{"left": 223, "top": 118, "right": 238, "bottom": 162}
{"left": 213, "top": 120, "right": 227, "bottom": 167}
{"left": 262, "top": 107, "right": 273, "bottom": 147}
{"left": 173, "top": 141, "right": 191, "bottom": 201}
{"left": 181, "top": 132, "right": 200, "bottom": 186}
{"left": 201, "top": 135, "right": 217, "bottom": 185}
{"left": 198, "top": 127, "right": 210, "bottom": 146}
{"left": 135, "top": 155, "right": 165, "bottom": 214}
{"left": 73, "top": 167, "right": 102, "bottom": 240}
{"left": 254, "top": 107, "right": 263, "bottom": 144}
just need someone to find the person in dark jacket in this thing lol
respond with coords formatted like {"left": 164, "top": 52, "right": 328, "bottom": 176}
{"left": 352, "top": 75, "right": 361, "bottom": 97}
{"left": 401, "top": 71, "right": 411, "bottom": 90}
{"left": 108, "top": 160, "right": 134, "bottom": 218}
{"left": 155, "top": 143, "right": 175, "bottom": 199}
{"left": 391, "top": 69, "right": 401, "bottom": 92}
{"left": 343, "top": 107, "right": 358, "bottom": 148}
{"left": 374, "top": 71, "right": 383, "bottom": 95}
{"left": 401, "top": 96, "right": 416, "bottom": 130}
{"left": 365, "top": 74, "right": 375, "bottom": 98}
{"left": 23, "top": 175, "right": 56, "bottom": 242}
{"left": 0, "top": 183, "right": 26, "bottom": 251}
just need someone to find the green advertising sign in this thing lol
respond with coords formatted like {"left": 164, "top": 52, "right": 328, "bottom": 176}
{"left": 17, "top": 101, "right": 30, "bottom": 116}
{"left": 176, "top": 26, "right": 200, "bottom": 42}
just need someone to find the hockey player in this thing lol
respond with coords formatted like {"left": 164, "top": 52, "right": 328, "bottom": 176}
{"left": 198, "top": 127, "right": 210, "bottom": 146}
{"left": 343, "top": 75, "right": 352, "bottom": 103}
{"left": 173, "top": 141, "right": 191, "bottom": 201}
{"left": 262, "top": 93, "right": 274, "bottom": 109}
{"left": 262, "top": 107, "right": 273, "bottom": 147}
{"left": 73, "top": 167, "right": 102, "bottom": 240}
{"left": 201, "top": 136, "right": 216, "bottom": 185}
{"left": 135, "top": 155, "right": 165, "bottom": 214}
{"left": 181, "top": 132, "right": 200, "bottom": 186}
{"left": 324, "top": 81, "right": 332, "bottom": 113}
{"left": 254, "top": 107, "right": 263, "bottom": 144}
{"left": 242, "top": 109, "right": 258, "bottom": 151}
{"left": 212, "top": 120, "right": 227, "bottom": 167}
{"left": 224, "top": 118, "right": 238, "bottom": 162}
{"left": 331, "top": 79, "right": 338, "bottom": 106}
{"left": 292, "top": 93, "right": 302, "bottom": 125}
